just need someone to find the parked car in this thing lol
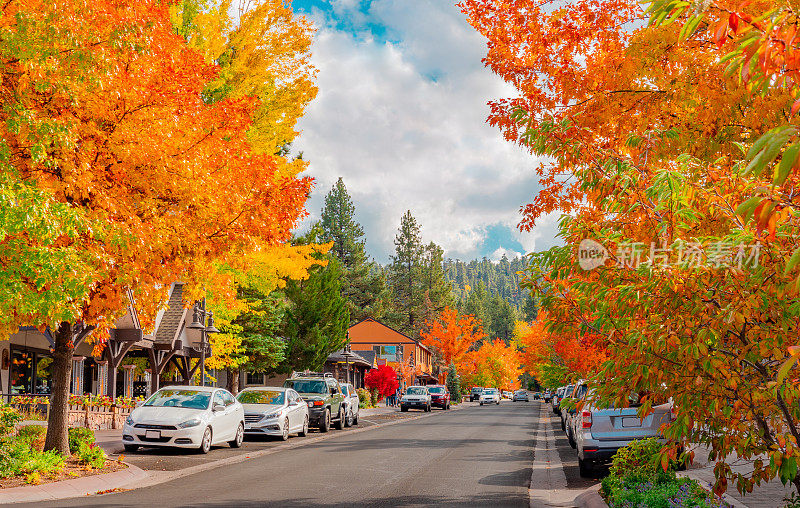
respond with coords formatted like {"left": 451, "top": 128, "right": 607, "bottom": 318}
{"left": 479, "top": 388, "right": 501, "bottom": 405}
{"left": 470, "top": 387, "right": 484, "bottom": 402}
{"left": 283, "top": 372, "right": 345, "bottom": 432}
{"left": 400, "top": 386, "right": 431, "bottom": 412}
{"left": 502, "top": 390, "right": 512, "bottom": 399}
{"left": 575, "top": 391, "right": 673, "bottom": 477}
{"left": 122, "top": 386, "right": 244, "bottom": 454}
{"left": 513, "top": 390, "right": 529, "bottom": 402}
{"left": 237, "top": 387, "right": 308, "bottom": 440}
{"left": 558, "top": 384, "right": 575, "bottom": 426}
{"left": 543, "top": 390, "right": 553, "bottom": 402}
{"left": 339, "top": 382, "right": 360, "bottom": 426}
{"left": 552, "top": 386, "right": 566, "bottom": 414}
{"left": 427, "top": 385, "right": 451, "bottom": 410}
{"left": 564, "top": 381, "right": 589, "bottom": 447}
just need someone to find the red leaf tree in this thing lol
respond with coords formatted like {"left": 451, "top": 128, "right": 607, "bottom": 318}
{"left": 364, "top": 364, "right": 399, "bottom": 398}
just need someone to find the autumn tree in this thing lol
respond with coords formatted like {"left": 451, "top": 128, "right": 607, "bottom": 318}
{"left": 0, "top": 0, "right": 314, "bottom": 454}
{"left": 461, "top": 0, "right": 800, "bottom": 495}
{"left": 365, "top": 364, "right": 399, "bottom": 398}
{"left": 318, "top": 178, "right": 388, "bottom": 324}
{"left": 420, "top": 306, "right": 484, "bottom": 380}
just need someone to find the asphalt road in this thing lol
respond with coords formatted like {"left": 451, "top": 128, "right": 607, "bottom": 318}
{"left": 33, "top": 401, "right": 538, "bottom": 507}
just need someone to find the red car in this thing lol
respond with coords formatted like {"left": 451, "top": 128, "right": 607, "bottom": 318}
{"left": 427, "top": 385, "right": 451, "bottom": 410}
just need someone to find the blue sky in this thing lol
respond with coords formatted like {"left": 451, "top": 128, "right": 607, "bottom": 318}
{"left": 290, "top": 0, "right": 560, "bottom": 264}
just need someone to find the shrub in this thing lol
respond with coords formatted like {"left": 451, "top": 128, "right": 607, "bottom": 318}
{"left": 0, "top": 403, "right": 22, "bottom": 437}
{"left": 356, "top": 388, "right": 372, "bottom": 409}
{"left": 369, "top": 388, "right": 379, "bottom": 407}
{"left": 0, "top": 438, "right": 65, "bottom": 479}
{"left": 76, "top": 442, "right": 106, "bottom": 469}
{"left": 68, "top": 427, "right": 95, "bottom": 454}
{"left": 16, "top": 425, "right": 46, "bottom": 452}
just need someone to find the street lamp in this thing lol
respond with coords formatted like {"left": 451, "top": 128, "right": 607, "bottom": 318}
{"left": 187, "top": 299, "right": 219, "bottom": 387}
{"left": 341, "top": 335, "right": 353, "bottom": 386}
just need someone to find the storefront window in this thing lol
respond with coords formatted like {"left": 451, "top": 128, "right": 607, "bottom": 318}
{"left": 10, "top": 349, "right": 54, "bottom": 395}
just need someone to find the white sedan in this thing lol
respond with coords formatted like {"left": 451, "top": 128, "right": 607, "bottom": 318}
{"left": 479, "top": 388, "right": 501, "bottom": 405}
{"left": 237, "top": 387, "right": 309, "bottom": 440}
{"left": 122, "top": 386, "right": 244, "bottom": 454}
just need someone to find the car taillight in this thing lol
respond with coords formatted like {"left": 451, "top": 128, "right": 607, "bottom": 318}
{"left": 581, "top": 410, "right": 592, "bottom": 429}
{"left": 669, "top": 405, "right": 677, "bottom": 422}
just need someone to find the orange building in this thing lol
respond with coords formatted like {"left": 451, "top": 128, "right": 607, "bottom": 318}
{"left": 348, "top": 318, "right": 436, "bottom": 388}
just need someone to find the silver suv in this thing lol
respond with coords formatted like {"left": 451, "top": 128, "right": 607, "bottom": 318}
{"left": 574, "top": 390, "right": 673, "bottom": 476}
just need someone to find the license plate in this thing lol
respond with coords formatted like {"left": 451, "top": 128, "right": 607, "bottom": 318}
{"left": 622, "top": 417, "right": 642, "bottom": 427}
{"left": 145, "top": 430, "right": 161, "bottom": 439}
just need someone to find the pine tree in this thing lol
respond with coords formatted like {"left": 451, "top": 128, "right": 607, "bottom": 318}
{"left": 418, "top": 241, "right": 454, "bottom": 330}
{"left": 522, "top": 292, "right": 538, "bottom": 323}
{"left": 446, "top": 363, "right": 461, "bottom": 399}
{"left": 387, "top": 210, "right": 425, "bottom": 336}
{"left": 277, "top": 255, "right": 350, "bottom": 373}
{"left": 318, "top": 178, "right": 388, "bottom": 324}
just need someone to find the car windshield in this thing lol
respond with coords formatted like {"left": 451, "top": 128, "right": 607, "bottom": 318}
{"left": 284, "top": 379, "right": 326, "bottom": 394}
{"left": 144, "top": 389, "right": 211, "bottom": 410}
{"left": 472, "top": 387, "right": 482, "bottom": 392}
{"left": 237, "top": 390, "right": 284, "bottom": 405}
{"left": 428, "top": 387, "right": 445, "bottom": 394}
{"left": 407, "top": 387, "right": 426, "bottom": 395}
{"left": 484, "top": 389, "right": 497, "bottom": 394}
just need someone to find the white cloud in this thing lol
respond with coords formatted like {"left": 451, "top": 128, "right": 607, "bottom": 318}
{"left": 294, "top": 1, "right": 559, "bottom": 263}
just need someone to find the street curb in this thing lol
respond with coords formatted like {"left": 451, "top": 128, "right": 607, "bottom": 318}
{"left": 0, "top": 462, "right": 147, "bottom": 504}
{"left": 93, "top": 401, "right": 474, "bottom": 496}
{"left": 574, "top": 485, "right": 608, "bottom": 508}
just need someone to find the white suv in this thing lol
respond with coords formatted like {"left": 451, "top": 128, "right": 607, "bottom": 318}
{"left": 479, "top": 388, "right": 501, "bottom": 405}
{"left": 339, "top": 382, "right": 360, "bottom": 426}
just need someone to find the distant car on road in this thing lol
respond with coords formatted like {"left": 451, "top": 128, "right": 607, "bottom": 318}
{"left": 237, "top": 387, "right": 309, "bottom": 440}
{"left": 479, "top": 388, "right": 500, "bottom": 405}
{"left": 575, "top": 390, "right": 673, "bottom": 477}
{"left": 339, "top": 382, "right": 360, "bottom": 427}
{"left": 543, "top": 390, "right": 553, "bottom": 402}
{"left": 502, "top": 390, "right": 512, "bottom": 399}
{"left": 400, "top": 386, "right": 432, "bottom": 412}
{"left": 123, "top": 386, "right": 244, "bottom": 454}
{"left": 513, "top": 390, "right": 529, "bottom": 402}
{"left": 427, "top": 385, "right": 451, "bottom": 410}
{"left": 470, "top": 387, "right": 484, "bottom": 402}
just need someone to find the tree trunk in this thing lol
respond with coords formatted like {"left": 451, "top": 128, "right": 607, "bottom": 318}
{"left": 44, "top": 322, "right": 74, "bottom": 455}
{"left": 226, "top": 368, "right": 239, "bottom": 395}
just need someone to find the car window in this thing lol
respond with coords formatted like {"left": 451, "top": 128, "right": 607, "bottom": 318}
{"left": 237, "top": 390, "right": 285, "bottom": 405}
{"left": 213, "top": 391, "right": 225, "bottom": 408}
{"left": 341, "top": 385, "right": 349, "bottom": 396}
{"left": 284, "top": 379, "right": 326, "bottom": 394}
{"left": 221, "top": 390, "right": 235, "bottom": 406}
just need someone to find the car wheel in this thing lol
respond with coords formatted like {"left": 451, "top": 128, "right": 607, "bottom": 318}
{"left": 344, "top": 408, "right": 353, "bottom": 428}
{"left": 199, "top": 426, "right": 212, "bottom": 454}
{"left": 334, "top": 407, "right": 345, "bottom": 430}
{"left": 561, "top": 418, "right": 566, "bottom": 432}
{"left": 298, "top": 415, "right": 309, "bottom": 437}
{"left": 567, "top": 429, "right": 576, "bottom": 449}
{"left": 578, "top": 457, "right": 592, "bottom": 477}
{"left": 401, "top": 405, "right": 408, "bottom": 412}
{"left": 280, "top": 417, "right": 290, "bottom": 441}
{"left": 229, "top": 422, "right": 244, "bottom": 448}
{"left": 352, "top": 411, "right": 359, "bottom": 425}
{"left": 480, "top": 402, "right": 484, "bottom": 406}
{"left": 319, "top": 409, "right": 331, "bottom": 433}
{"left": 123, "top": 444, "right": 138, "bottom": 452}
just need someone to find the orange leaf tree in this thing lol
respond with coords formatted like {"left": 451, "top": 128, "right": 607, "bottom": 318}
{"left": 462, "top": 0, "right": 800, "bottom": 494}
{"left": 420, "top": 306, "right": 484, "bottom": 382}
{"left": 1, "top": 0, "right": 312, "bottom": 453}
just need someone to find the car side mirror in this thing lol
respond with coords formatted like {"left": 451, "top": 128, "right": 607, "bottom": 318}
{"left": 213, "top": 403, "right": 225, "bottom": 412}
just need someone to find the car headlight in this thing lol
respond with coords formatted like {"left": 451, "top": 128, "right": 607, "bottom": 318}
{"left": 177, "top": 418, "right": 202, "bottom": 428}
{"left": 263, "top": 412, "right": 281, "bottom": 419}
{"left": 125, "top": 415, "right": 135, "bottom": 425}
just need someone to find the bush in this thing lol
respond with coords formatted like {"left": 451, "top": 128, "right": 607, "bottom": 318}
{"left": 356, "top": 388, "right": 372, "bottom": 409}
{"left": 0, "top": 438, "right": 65, "bottom": 479}
{"left": 16, "top": 425, "right": 46, "bottom": 452}
{"left": 0, "top": 403, "right": 22, "bottom": 437}
{"left": 68, "top": 427, "right": 95, "bottom": 454}
{"left": 369, "top": 388, "right": 379, "bottom": 407}
{"left": 601, "top": 439, "right": 724, "bottom": 508}
{"left": 76, "top": 442, "right": 106, "bottom": 469}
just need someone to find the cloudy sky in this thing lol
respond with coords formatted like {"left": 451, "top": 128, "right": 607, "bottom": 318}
{"left": 291, "top": 0, "right": 561, "bottom": 264}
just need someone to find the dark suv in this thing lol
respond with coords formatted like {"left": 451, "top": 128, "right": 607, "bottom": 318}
{"left": 283, "top": 373, "right": 345, "bottom": 432}
{"left": 427, "top": 385, "right": 451, "bottom": 410}
{"left": 470, "top": 387, "right": 483, "bottom": 402}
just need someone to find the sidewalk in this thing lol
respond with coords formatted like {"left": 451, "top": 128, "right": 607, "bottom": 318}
{"left": 681, "top": 446, "right": 793, "bottom": 508}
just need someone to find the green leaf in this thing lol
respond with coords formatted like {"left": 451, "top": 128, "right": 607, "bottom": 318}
{"left": 775, "top": 143, "right": 800, "bottom": 186}
{"left": 777, "top": 356, "right": 798, "bottom": 384}
{"left": 735, "top": 196, "right": 762, "bottom": 219}
{"left": 785, "top": 247, "right": 800, "bottom": 276}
